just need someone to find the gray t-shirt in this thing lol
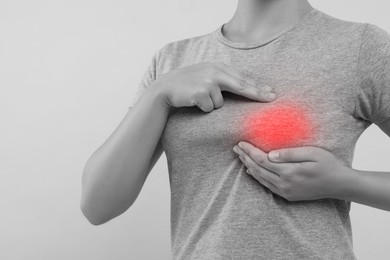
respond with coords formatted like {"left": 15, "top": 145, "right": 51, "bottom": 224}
{"left": 129, "top": 8, "right": 390, "bottom": 260}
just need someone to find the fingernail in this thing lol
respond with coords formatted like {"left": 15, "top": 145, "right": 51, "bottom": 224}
{"left": 238, "top": 142, "right": 244, "bottom": 149}
{"left": 233, "top": 146, "right": 239, "bottom": 153}
{"left": 269, "top": 151, "right": 279, "bottom": 160}
{"left": 266, "top": 92, "right": 276, "bottom": 100}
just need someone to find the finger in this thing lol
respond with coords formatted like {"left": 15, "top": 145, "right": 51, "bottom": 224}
{"left": 209, "top": 87, "right": 224, "bottom": 109}
{"left": 268, "top": 146, "right": 320, "bottom": 163}
{"left": 237, "top": 149, "right": 281, "bottom": 185}
{"left": 196, "top": 96, "right": 214, "bottom": 112}
{"left": 246, "top": 168, "right": 281, "bottom": 195}
{"left": 214, "top": 63, "right": 276, "bottom": 102}
{"left": 236, "top": 141, "right": 286, "bottom": 174}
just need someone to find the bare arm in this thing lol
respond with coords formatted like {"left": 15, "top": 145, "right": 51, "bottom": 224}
{"left": 80, "top": 85, "right": 169, "bottom": 225}
{"left": 338, "top": 116, "right": 390, "bottom": 211}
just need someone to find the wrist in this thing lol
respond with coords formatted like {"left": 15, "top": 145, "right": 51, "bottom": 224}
{"left": 145, "top": 81, "right": 171, "bottom": 111}
{"left": 334, "top": 166, "right": 360, "bottom": 201}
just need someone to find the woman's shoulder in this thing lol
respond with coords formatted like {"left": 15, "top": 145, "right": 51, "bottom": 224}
{"left": 153, "top": 29, "right": 217, "bottom": 73}
{"left": 158, "top": 30, "right": 215, "bottom": 57}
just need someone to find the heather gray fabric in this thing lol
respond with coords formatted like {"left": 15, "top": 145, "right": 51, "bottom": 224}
{"left": 129, "top": 8, "right": 390, "bottom": 260}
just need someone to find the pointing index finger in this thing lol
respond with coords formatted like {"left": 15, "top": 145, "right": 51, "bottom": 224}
{"left": 239, "top": 70, "right": 277, "bottom": 102}
{"left": 225, "top": 67, "right": 276, "bottom": 102}
{"left": 218, "top": 64, "right": 277, "bottom": 102}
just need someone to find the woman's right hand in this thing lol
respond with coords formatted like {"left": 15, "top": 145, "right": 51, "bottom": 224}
{"left": 150, "top": 62, "right": 277, "bottom": 112}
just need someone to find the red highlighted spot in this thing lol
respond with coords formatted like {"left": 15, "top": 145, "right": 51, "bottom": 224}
{"left": 242, "top": 102, "right": 316, "bottom": 152}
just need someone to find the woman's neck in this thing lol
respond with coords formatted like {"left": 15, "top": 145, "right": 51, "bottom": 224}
{"left": 223, "top": 0, "right": 313, "bottom": 42}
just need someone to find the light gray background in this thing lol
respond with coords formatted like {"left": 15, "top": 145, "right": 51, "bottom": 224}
{"left": 1, "top": 0, "right": 390, "bottom": 259}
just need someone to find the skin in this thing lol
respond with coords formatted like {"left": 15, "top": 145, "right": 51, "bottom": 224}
{"left": 233, "top": 117, "right": 390, "bottom": 211}
{"left": 223, "top": 0, "right": 313, "bottom": 43}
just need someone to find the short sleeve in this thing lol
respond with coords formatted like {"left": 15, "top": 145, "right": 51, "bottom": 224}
{"left": 355, "top": 23, "right": 390, "bottom": 125}
{"left": 128, "top": 49, "right": 161, "bottom": 108}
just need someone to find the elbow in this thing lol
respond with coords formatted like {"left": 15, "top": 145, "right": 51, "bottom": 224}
{"left": 80, "top": 200, "right": 109, "bottom": 226}
{"left": 80, "top": 164, "right": 111, "bottom": 225}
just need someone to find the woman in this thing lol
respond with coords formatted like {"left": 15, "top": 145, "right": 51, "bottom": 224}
{"left": 80, "top": 0, "right": 390, "bottom": 259}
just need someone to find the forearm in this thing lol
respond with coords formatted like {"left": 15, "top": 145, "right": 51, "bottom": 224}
{"left": 338, "top": 167, "right": 390, "bottom": 211}
{"left": 81, "top": 83, "right": 170, "bottom": 225}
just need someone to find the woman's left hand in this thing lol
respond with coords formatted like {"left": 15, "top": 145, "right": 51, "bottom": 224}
{"left": 233, "top": 141, "right": 355, "bottom": 201}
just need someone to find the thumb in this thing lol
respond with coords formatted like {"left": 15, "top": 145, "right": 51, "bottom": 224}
{"left": 268, "top": 146, "right": 319, "bottom": 162}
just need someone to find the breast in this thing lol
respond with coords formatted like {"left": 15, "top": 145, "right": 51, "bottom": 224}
{"left": 241, "top": 100, "right": 317, "bottom": 152}
{"left": 161, "top": 92, "right": 319, "bottom": 158}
